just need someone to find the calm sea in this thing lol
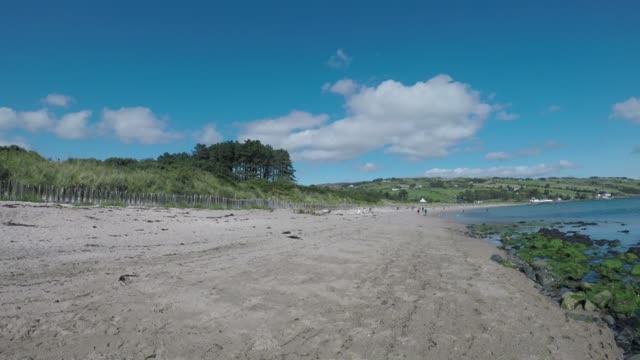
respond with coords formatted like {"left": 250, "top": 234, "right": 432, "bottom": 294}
{"left": 449, "top": 197, "right": 640, "bottom": 250}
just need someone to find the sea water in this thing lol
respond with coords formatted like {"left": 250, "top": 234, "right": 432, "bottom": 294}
{"left": 450, "top": 197, "right": 640, "bottom": 250}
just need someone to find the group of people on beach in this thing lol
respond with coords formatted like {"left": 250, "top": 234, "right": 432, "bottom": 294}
{"left": 417, "top": 207, "right": 427, "bottom": 216}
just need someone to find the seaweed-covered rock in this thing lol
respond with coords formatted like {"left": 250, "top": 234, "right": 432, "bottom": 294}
{"left": 537, "top": 228, "right": 594, "bottom": 246}
{"left": 565, "top": 311, "right": 597, "bottom": 323}
{"left": 583, "top": 300, "right": 597, "bottom": 312}
{"left": 592, "top": 290, "right": 612, "bottom": 308}
{"left": 627, "top": 247, "right": 640, "bottom": 258}
{"left": 561, "top": 292, "right": 579, "bottom": 310}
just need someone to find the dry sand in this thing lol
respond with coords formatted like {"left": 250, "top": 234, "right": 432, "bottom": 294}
{"left": 0, "top": 202, "right": 622, "bottom": 359}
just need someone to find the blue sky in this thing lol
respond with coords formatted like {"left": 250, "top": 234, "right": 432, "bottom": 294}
{"left": 1, "top": 0, "right": 639, "bottom": 184}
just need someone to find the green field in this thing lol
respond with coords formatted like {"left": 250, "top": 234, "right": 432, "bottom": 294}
{"left": 319, "top": 176, "right": 640, "bottom": 204}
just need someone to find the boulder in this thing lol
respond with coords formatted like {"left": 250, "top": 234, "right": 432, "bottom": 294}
{"left": 583, "top": 300, "right": 597, "bottom": 312}
{"left": 520, "top": 263, "right": 536, "bottom": 281}
{"left": 627, "top": 247, "right": 640, "bottom": 258}
{"left": 490, "top": 254, "right": 504, "bottom": 264}
{"left": 592, "top": 290, "right": 612, "bottom": 308}
{"left": 565, "top": 311, "right": 596, "bottom": 323}
{"left": 602, "top": 314, "right": 615, "bottom": 325}
{"left": 535, "top": 269, "right": 559, "bottom": 288}
{"left": 561, "top": 292, "right": 579, "bottom": 310}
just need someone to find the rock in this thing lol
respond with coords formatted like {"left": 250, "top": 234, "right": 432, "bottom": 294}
{"left": 619, "top": 230, "right": 631, "bottom": 234}
{"left": 565, "top": 311, "right": 595, "bottom": 323}
{"left": 592, "top": 290, "right": 612, "bottom": 308}
{"left": 579, "top": 282, "right": 593, "bottom": 291}
{"left": 537, "top": 228, "right": 594, "bottom": 246}
{"left": 583, "top": 300, "right": 597, "bottom": 312}
{"left": 520, "top": 263, "right": 536, "bottom": 281}
{"left": 626, "top": 354, "right": 640, "bottom": 360}
{"left": 602, "top": 314, "right": 615, "bottom": 325}
{"left": 490, "top": 254, "right": 504, "bottom": 264}
{"left": 535, "top": 269, "right": 559, "bottom": 288}
{"left": 627, "top": 247, "right": 640, "bottom": 258}
{"left": 561, "top": 292, "right": 579, "bottom": 310}
{"left": 616, "top": 327, "right": 634, "bottom": 352}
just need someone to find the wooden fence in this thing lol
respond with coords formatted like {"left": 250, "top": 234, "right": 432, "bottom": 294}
{"left": 0, "top": 180, "right": 353, "bottom": 211}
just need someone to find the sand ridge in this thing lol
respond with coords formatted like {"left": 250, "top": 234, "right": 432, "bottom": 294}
{"left": 0, "top": 203, "right": 622, "bottom": 359}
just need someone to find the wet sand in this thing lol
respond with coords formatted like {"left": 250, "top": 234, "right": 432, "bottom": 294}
{"left": 0, "top": 203, "right": 621, "bottom": 359}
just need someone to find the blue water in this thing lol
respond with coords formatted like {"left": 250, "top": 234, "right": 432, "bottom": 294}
{"left": 450, "top": 198, "right": 640, "bottom": 250}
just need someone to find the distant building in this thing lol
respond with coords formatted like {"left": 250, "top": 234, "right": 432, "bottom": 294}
{"left": 391, "top": 188, "right": 399, "bottom": 191}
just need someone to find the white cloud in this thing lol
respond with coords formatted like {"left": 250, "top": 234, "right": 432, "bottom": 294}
{"left": 239, "top": 110, "right": 329, "bottom": 149}
{"left": 424, "top": 160, "right": 579, "bottom": 178}
{"left": 0, "top": 136, "right": 31, "bottom": 149}
{"left": 357, "top": 162, "right": 381, "bottom": 172}
{"left": 100, "top": 107, "right": 182, "bottom": 144}
{"left": 485, "top": 147, "right": 542, "bottom": 161}
{"left": 496, "top": 110, "right": 519, "bottom": 121}
{"left": 485, "top": 140, "right": 560, "bottom": 161}
{"left": 322, "top": 79, "right": 358, "bottom": 96}
{"left": 54, "top": 110, "right": 92, "bottom": 139}
{"left": 197, "top": 124, "right": 223, "bottom": 145}
{"left": 0, "top": 107, "right": 54, "bottom": 132}
{"left": 327, "top": 49, "right": 352, "bottom": 68}
{"left": 21, "top": 109, "right": 55, "bottom": 132}
{"left": 42, "top": 93, "right": 74, "bottom": 107}
{"left": 611, "top": 97, "right": 640, "bottom": 124}
{"left": 240, "top": 75, "right": 491, "bottom": 162}
{"left": 0, "top": 107, "right": 19, "bottom": 130}
{"left": 548, "top": 105, "right": 561, "bottom": 112}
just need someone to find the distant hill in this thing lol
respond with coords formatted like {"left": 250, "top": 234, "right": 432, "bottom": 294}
{"left": 316, "top": 176, "right": 640, "bottom": 204}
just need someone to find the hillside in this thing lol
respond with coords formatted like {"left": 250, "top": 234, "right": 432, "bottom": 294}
{"left": 319, "top": 176, "right": 640, "bottom": 204}
{"left": 0, "top": 145, "right": 381, "bottom": 205}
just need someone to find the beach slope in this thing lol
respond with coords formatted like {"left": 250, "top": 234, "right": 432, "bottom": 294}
{"left": 0, "top": 204, "right": 621, "bottom": 359}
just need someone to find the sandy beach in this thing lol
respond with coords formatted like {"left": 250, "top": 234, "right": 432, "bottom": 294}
{"left": 0, "top": 202, "right": 621, "bottom": 359}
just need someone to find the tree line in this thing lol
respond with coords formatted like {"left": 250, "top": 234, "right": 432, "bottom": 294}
{"left": 156, "top": 140, "right": 295, "bottom": 182}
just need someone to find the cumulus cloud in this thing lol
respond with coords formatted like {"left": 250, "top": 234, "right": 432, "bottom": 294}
{"left": 424, "top": 160, "right": 579, "bottom": 178}
{"left": 322, "top": 79, "right": 358, "bottom": 96}
{"left": 0, "top": 107, "right": 54, "bottom": 132}
{"left": 357, "top": 162, "right": 381, "bottom": 172}
{"left": 485, "top": 140, "right": 560, "bottom": 161}
{"left": 42, "top": 93, "right": 74, "bottom": 107}
{"left": 327, "top": 49, "right": 352, "bottom": 68}
{"left": 239, "top": 111, "right": 329, "bottom": 149}
{"left": 240, "top": 75, "right": 491, "bottom": 162}
{"left": 54, "top": 111, "right": 92, "bottom": 139}
{"left": 548, "top": 105, "right": 561, "bottom": 112}
{"left": 611, "top": 97, "right": 640, "bottom": 124}
{"left": 197, "top": 124, "right": 223, "bottom": 145}
{"left": 100, "top": 107, "right": 182, "bottom": 144}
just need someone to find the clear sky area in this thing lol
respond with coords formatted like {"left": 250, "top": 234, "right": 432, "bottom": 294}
{"left": 1, "top": 0, "right": 639, "bottom": 184}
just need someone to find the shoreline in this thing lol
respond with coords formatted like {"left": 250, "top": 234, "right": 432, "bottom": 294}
{"left": 0, "top": 202, "right": 621, "bottom": 359}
